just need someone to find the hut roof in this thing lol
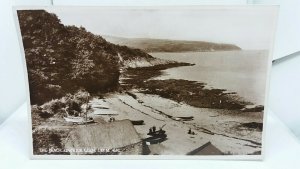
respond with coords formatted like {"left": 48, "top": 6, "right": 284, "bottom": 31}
{"left": 65, "top": 120, "right": 141, "bottom": 154}
{"left": 186, "top": 142, "right": 223, "bottom": 155}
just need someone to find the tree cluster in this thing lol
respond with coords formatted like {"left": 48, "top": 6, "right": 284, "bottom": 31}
{"left": 17, "top": 10, "right": 151, "bottom": 104}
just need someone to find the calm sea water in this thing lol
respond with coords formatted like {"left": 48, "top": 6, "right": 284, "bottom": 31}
{"left": 151, "top": 50, "right": 270, "bottom": 105}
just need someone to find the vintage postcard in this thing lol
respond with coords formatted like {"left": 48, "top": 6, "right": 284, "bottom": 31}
{"left": 14, "top": 6, "right": 278, "bottom": 159}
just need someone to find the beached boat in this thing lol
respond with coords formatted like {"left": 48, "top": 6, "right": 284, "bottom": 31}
{"left": 174, "top": 116, "right": 194, "bottom": 121}
{"left": 148, "top": 130, "right": 167, "bottom": 137}
{"left": 91, "top": 105, "right": 110, "bottom": 109}
{"left": 64, "top": 116, "right": 94, "bottom": 124}
{"left": 144, "top": 136, "right": 167, "bottom": 145}
{"left": 130, "top": 120, "right": 145, "bottom": 125}
{"left": 93, "top": 109, "right": 119, "bottom": 115}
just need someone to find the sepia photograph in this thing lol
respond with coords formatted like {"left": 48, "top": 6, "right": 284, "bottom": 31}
{"left": 15, "top": 6, "right": 277, "bottom": 158}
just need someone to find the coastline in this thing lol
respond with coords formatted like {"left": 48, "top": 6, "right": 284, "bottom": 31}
{"left": 31, "top": 60, "right": 264, "bottom": 155}
{"left": 32, "top": 90, "right": 263, "bottom": 155}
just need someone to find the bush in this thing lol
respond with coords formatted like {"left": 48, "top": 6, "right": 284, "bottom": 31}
{"left": 73, "top": 90, "right": 90, "bottom": 103}
{"left": 32, "top": 129, "right": 70, "bottom": 155}
{"left": 31, "top": 105, "right": 45, "bottom": 127}
{"left": 42, "top": 99, "right": 65, "bottom": 115}
{"left": 36, "top": 90, "right": 91, "bottom": 118}
{"left": 18, "top": 10, "right": 120, "bottom": 105}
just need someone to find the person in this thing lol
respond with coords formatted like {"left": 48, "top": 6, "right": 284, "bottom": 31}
{"left": 64, "top": 106, "right": 70, "bottom": 116}
{"left": 188, "top": 128, "right": 192, "bottom": 134}
{"left": 153, "top": 126, "right": 156, "bottom": 132}
{"left": 81, "top": 103, "right": 89, "bottom": 117}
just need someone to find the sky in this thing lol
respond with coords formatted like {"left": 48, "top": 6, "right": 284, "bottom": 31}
{"left": 46, "top": 6, "right": 277, "bottom": 50}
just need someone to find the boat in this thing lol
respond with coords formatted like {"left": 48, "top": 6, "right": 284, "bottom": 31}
{"left": 241, "top": 105, "right": 264, "bottom": 112}
{"left": 91, "top": 105, "right": 110, "bottom": 109}
{"left": 93, "top": 109, "right": 119, "bottom": 115}
{"left": 64, "top": 116, "right": 94, "bottom": 124}
{"left": 130, "top": 120, "right": 145, "bottom": 125}
{"left": 174, "top": 116, "right": 194, "bottom": 121}
{"left": 144, "top": 136, "right": 167, "bottom": 145}
{"left": 147, "top": 130, "right": 167, "bottom": 138}
{"left": 63, "top": 96, "right": 94, "bottom": 124}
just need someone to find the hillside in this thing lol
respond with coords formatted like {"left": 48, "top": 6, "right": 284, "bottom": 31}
{"left": 17, "top": 10, "right": 163, "bottom": 104}
{"left": 104, "top": 35, "right": 241, "bottom": 53}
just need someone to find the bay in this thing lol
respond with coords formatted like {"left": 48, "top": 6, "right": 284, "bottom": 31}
{"left": 151, "top": 50, "right": 269, "bottom": 105}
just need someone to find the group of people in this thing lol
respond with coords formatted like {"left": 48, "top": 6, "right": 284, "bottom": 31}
{"left": 148, "top": 125, "right": 165, "bottom": 135}
{"left": 109, "top": 117, "right": 116, "bottom": 122}
{"left": 148, "top": 126, "right": 157, "bottom": 134}
{"left": 188, "top": 128, "right": 196, "bottom": 135}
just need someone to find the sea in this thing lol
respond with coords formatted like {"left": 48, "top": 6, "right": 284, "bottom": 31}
{"left": 151, "top": 50, "right": 270, "bottom": 105}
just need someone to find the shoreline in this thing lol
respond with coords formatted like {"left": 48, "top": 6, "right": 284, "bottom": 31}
{"left": 121, "top": 61, "right": 264, "bottom": 111}
{"left": 32, "top": 91, "right": 263, "bottom": 155}
{"left": 31, "top": 60, "right": 264, "bottom": 155}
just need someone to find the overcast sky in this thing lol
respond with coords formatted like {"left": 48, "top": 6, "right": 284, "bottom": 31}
{"left": 46, "top": 7, "right": 277, "bottom": 50}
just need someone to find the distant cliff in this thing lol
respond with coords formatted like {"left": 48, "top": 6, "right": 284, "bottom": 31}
{"left": 104, "top": 36, "right": 241, "bottom": 53}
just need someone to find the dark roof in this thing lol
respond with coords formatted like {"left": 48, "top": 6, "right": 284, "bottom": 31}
{"left": 65, "top": 120, "right": 142, "bottom": 155}
{"left": 186, "top": 141, "right": 223, "bottom": 155}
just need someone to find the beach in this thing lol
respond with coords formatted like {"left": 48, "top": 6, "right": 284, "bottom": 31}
{"left": 31, "top": 50, "right": 265, "bottom": 155}
{"left": 33, "top": 90, "right": 263, "bottom": 155}
{"left": 88, "top": 91, "right": 262, "bottom": 155}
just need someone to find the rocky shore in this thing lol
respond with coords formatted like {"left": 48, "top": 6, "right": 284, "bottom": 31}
{"left": 31, "top": 60, "right": 264, "bottom": 155}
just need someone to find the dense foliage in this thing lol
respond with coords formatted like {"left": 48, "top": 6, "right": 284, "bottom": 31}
{"left": 31, "top": 90, "right": 91, "bottom": 128}
{"left": 17, "top": 10, "right": 152, "bottom": 104}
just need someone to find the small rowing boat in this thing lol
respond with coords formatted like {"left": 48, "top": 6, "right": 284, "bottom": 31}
{"left": 174, "top": 116, "right": 194, "bottom": 121}
{"left": 130, "top": 120, "right": 145, "bottom": 125}
{"left": 64, "top": 116, "right": 94, "bottom": 124}
{"left": 93, "top": 109, "right": 119, "bottom": 115}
